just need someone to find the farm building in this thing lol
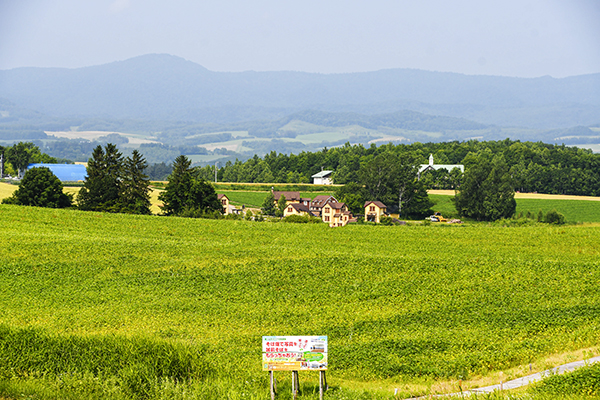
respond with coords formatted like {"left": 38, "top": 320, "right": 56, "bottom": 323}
{"left": 27, "top": 163, "right": 87, "bottom": 181}
{"left": 418, "top": 154, "right": 464, "bottom": 179}
{"left": 311, "top": 170, "right": 333, "bottom": 185}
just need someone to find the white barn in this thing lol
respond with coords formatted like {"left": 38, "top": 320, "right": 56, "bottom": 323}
{"left": 311, "top": 170, "right": 333, "bottom": 185}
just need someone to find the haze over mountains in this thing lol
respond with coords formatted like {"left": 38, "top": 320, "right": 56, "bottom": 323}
{"left": 1, "top": 53, "right": 599, "bottom": 162}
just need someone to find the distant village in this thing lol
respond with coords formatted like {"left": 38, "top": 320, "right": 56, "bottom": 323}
{"left": 2, "top": 154, "right": 465, "bottom": 226}
{"left": 218, "top": 190, "right": 388, "bottom": 227}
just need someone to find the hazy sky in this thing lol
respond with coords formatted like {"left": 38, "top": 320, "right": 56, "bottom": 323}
{"left": 1, "top": 0, "right": 599, "bottom": 77}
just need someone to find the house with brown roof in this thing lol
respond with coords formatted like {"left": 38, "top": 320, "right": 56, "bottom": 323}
{"left": 364, "top": 201, "right": 387, "bottom": 223}
{"left": 322, "top": 201, "right": 352, "bottom": 227}
{"left": 218, "top": 194, "right": 239, "bottom": 215}
{"left": 309, "top": 195, "right": 338, "bottom": 217}
{"left": 283, "top": 203, "right": 316, "bottom": 218}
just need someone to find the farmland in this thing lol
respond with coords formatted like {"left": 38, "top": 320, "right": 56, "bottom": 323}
{"left": 1, "top": 205, "right": 600, "bottom": 399}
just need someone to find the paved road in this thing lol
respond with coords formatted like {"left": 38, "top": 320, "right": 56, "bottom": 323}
{"left": 404, "top": 355, "right": 600, "bottom": 398}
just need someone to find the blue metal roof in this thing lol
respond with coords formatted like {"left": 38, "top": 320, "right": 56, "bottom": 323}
{"left": 27, "top": 163, "right": 87, "bottom": 182}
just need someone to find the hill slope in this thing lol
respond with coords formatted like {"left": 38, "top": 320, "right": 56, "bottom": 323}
{"left": 1, "top": 205, "right": 600, "bottom": 398}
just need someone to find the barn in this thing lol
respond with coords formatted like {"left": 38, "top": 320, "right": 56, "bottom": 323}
{"left": 27, "top": 163, "right": 87, "bottom": 182}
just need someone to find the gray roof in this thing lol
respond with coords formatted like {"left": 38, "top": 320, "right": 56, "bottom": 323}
{"left": 311, "top": 170, "right": 333, "bottom": 178}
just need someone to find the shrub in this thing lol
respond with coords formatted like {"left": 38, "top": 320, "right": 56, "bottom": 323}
{"left": 544, "top": 209, "right": 566, "bottom": 225}
{"left": 282, "top": 214, "right": 322, "bottom": 224}
{"left": 380, "top": 216, "right": 394, "bottom": 225}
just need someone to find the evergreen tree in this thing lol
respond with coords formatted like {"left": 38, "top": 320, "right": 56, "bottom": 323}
{"left": 2, "top": 167, "right": 72, "bottom": 208}
{"left": 120, "top": 150, "right": 152, "bottom": 215}
{"left": 276, "top": 194, "right": 287, "bottom": 217}
{"left": 159, "top": 155, "right": 193, "bottom": 216}
{"left": 159, "top": 155, "right": 221, "bottom": 216}
{"left": 261, "top": 191, "right": 276, "bottom": 216}
{"left": 77, "top": 144, "right": 124, "bottom": 211}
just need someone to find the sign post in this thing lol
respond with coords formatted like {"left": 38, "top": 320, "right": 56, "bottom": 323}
{"left": 262, "top": 336, "right": 328, "bottom": 399}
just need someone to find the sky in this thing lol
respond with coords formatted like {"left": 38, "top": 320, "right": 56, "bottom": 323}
{"left": 1, "top": 0, "right": 599, "bottom": 78}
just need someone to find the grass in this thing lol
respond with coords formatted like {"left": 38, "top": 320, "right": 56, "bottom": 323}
{"left": 2, "top": 206, "right": 600, "bottom": 398}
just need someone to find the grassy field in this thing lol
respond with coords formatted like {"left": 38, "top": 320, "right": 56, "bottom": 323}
{"left": 429, "top": 190, "right": 600, "bottom": 223}
{"left": 3, "top": 182, "right": 600, "bottom": 223}
{"left": 1, "top": 205, "right": 600, "bottom": 399}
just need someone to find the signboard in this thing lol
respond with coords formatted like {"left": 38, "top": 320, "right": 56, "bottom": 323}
{"left": 262, "top": 336, "right": 328, "bottom": 371}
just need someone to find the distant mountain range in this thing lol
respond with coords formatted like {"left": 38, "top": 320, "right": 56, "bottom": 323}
{"left": 1, "top": 53, "right": 599, "bottom": 129}
{"left": 1, "top": 54, "right": 600, "bottom": 163}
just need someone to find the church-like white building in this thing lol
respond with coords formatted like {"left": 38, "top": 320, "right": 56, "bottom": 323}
{"left": 417, "top": 154, "right": 464, "bottom": 179}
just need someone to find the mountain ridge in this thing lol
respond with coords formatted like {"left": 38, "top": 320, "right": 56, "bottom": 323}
{"left": 1, "top": 53, "right": 599, "bottom": 129}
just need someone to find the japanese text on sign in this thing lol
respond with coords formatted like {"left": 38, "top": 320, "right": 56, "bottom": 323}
{"left": 262, "top": 336, "right": 328, "bottom": 371}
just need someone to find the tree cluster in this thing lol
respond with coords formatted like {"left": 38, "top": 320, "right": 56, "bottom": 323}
{"left": 334, "top": 150, "right": 433, "bottom": 218}
{"left": 2, "top": 167, "right": 72, "bottom": 208}
{"left": 77, "top": 144, "right": 152, "bottom": 214}
{"left": 158, "top": 155, "right": 222, "bottom": 217}
{"left": 453, "top": 153, "right": 516, "bottom": 221}
{"left": 0, "top": 142, "right": 59, "bottom": 178}
{"left": 197, "top": 140, "right": 600, "bottom": 197}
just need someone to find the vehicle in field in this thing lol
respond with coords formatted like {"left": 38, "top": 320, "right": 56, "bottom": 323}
{"left": 427, "top": 212, "right": 447, "bottom": 222}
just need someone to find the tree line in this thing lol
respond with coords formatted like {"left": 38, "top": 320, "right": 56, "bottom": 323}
{"left": 2, "top": 143, "right": 222, "bottom": 218}
{"left": 191, "top": 139, "right": 600, "bottom": 197}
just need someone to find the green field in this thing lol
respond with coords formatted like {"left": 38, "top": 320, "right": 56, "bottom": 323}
{"left": 428, "top": 193, "right": 600, "bottom": 223}
{"left": 1, "top": 205, "right": 600, "bottom": 399}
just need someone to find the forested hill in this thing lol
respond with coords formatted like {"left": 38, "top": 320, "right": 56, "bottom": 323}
{"left": 1, "top": 54, "right": 600, "bottom": 128}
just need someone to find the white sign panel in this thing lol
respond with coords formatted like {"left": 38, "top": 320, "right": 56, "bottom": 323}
{"left": 262, "top": 336, "right": 328, "bottom": 371}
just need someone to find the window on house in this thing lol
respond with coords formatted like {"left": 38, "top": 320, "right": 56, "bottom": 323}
{"left": 324, "top": 216, "right": 330, "bottom": 222}
{"left": 222, "top": 199, "right": 227, "bottom": 205}
{"left": 369, "top": 206, "right": 375, "bottom": 212}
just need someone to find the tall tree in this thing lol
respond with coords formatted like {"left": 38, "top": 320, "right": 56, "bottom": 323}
{"left": 6, "top": 142, "right": 32, "bottom": 178}
{"left": 276, "top": 194, "right": 287, "bottom": 218}
{"left": 2, "top": 167, "right": 72, "bottom": 208}
{"left": 77, "top": 144, "right": 124, "bottom": 211}
{"left": 159, "top": 155, "right": 221, "bottom": 216}
{"left": 261, "top": 191, "right": 276, "bottom": 216}
{"left": 120, "top": 150, "right": 152, "bottom": 215}
{"left": 358, "top": 151, "right": 432, "bottom": 217}
{"left": 335, "top": 182, "right": 367, "bottom": 215}
{"left": 159, "top": 155, "right": 193, "bottom": 216}
{"left": 453, "top": 154, "right": 516, "bottom": 221}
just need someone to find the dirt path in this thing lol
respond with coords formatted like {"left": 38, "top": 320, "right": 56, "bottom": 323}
{"left": 407, "top": 356, "right": 600, "bottom": 398}
{"left": 428, "top": 190, "right": 600, "bottom": 201}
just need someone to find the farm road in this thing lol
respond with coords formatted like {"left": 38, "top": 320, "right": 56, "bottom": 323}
{"left": 406, "top": 355, "right": 600, "bottom": 398}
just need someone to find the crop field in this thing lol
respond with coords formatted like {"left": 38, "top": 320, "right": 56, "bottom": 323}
{"left": 1, "top": 205, "right": 600, "bottom": 399}
{"left": 0, "top": 183, "right": 16, "bottom": 199}
{"left": 429, "top": 190, "right": 600, "bottom": 223}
